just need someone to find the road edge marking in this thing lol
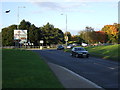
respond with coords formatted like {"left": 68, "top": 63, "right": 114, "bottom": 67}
{"left": 49, "top": 62, "right": 103, "bottom": 89}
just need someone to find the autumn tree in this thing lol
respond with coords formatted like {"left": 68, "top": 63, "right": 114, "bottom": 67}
{"left": 71, "top": 35, "right": 78, "bottom": 41}
{"left": 71, "top": 35, "right": 84, "bottom": 44}
{"left": 101, "top": 24, "right": 119, "bottom": 43}
{"left": 95, "top": 31, "right": 108, "bottom": 43}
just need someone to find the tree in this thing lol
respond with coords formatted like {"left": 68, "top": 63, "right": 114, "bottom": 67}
{"left": 71, "top": 35, "right": 78, "bottom": 41}
{"left": 78, "top": 26, "right": 96, "bottom": 44}
{"left": 19, "top": 20, "right": 43, "bottom": 46}
{"left": 0, "top": 32, "right": 2, "bottom": 47}
{"left": 41, "top": 23, "right": 64, "bottom": 45}
{"left": 2, "top": 25, "right": 17, "bottom": 46}
{"left": 41, "top": 23, "right": 55, "bottom": 45}
{"left": 53, "top": 28, "right": 65, "bottom": 44}
{"left": 19, "top": 19, "right": 31, "bottom": 30}
{"left": 29, "top": 24, "right": 41, "bottom": 46}
{"left": 101, "top": 24, "right": 119, "bottom": 43}
{"left": 95, "top": 31, "right": 108, "bottom": 43}
{"left": 19, "top": 20, "right": 31, "bottom": 41}
{"left": 2, "top": 20, "right": 65, "bottom": 46}
{"left": 69, "top": 35, "right": 83, "bottom": 45}
{"left": 64, "top": 31, "right": 72, "bottom": 41}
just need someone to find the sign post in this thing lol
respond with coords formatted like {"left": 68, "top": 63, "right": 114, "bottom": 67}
{"left": 65, "top": 36, "right": 68, "bottom": 47}
{"left": 40, "top": 40, "right": 44, "bottom": 49}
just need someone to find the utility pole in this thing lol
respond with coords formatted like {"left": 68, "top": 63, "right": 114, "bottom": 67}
{"left": 17, "top": 6, "right": 25, "bottom": 30}
{"left": 61, "top": 13, "right": 68, "bottom": 46}
{"left": 17, "top": 6, "right": 25, "bottom": 48}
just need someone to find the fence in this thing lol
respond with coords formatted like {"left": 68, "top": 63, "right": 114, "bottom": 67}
{"left": 2, "top": 45, "right": 59, "bottom": 49}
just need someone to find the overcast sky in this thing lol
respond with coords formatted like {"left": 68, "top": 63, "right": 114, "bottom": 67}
{"left": 1, "top": 0, "right": 119, "bottom": 35}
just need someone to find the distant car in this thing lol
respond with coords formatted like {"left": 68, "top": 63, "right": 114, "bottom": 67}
{"left": 81, "top": 43, "right": 88, "bottom": 47}
{"left": 71, "top": 47, "right": 89, "bottom": 58}
{"left": 67, "top": 44, "right": 74, "bottom": 49}
{"left": 57, "top": 45, "right": 64, "bottom": 50}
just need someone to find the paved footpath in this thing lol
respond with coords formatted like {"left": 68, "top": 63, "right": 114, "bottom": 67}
{"left": 47, "top": 62, "right": 104, "bottom": 89}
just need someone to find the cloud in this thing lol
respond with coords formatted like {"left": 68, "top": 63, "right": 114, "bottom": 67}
{"left": 28, "top": 0, "right": 119, "bottom": 2}
{"left": 64, "top": 0, "right": 119, "bottom": 2}
{"left": 1, "top": 0, "right": 119, "bottom": 2}
{"left": 1, "top": 0, "right": 27, "bottom": 2}
{"left": 31, "top": 2, "right": 89, "bottom": 12}
{"left": 35, "top": 2, "right": 62, "bottom": 11}
{"left": 29, "top": 0, "right": 117, "bottom": 14}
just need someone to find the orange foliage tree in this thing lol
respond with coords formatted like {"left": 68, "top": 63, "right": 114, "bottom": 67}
{"left": 95, "top": 31, "right": 108, "bottom": 43}
{"left": 101, "top": 24, "right": 119, "bottom": 43}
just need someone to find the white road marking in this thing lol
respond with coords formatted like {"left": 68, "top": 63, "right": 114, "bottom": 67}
{"left": 56, "top": 64, "right": 103, "bottom": 89}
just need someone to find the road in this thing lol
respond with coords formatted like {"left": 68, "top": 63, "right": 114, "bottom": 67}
{"left": 33, "top": 49, "right": 119, "bottom": 89}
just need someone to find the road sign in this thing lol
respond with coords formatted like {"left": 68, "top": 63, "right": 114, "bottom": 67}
{"left": 14, "top": 30, "right": 27, "bottom": 43}
{"left": 40, "top": 40, "right": 44, "bottom": 44}
{"left": 65, "top": 36, "right": 68, "bottom": 41}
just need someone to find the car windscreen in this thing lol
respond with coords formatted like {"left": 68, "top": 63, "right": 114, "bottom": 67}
{"left": 58, "top": 46, "right": 63, "bottom": 48}
{"left": 75, "top": 48, "right": 85, "bottom": 51}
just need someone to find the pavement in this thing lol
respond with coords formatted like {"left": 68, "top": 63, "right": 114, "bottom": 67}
{"left": 47, "top": 62, "right": 104, "bottom": 89}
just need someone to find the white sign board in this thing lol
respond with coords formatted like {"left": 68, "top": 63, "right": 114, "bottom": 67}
{"left": 14, "top": 30, "right": 27, "bottom": 43}
{"left": 40, "top": 40, "right": 44, "bottom": 44}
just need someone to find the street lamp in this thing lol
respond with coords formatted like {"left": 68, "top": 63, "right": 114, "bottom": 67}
{"left": 17, "top": 6, "right": 25, "bottom": 30}
{"left": 61, "top": 13, "right": 68, "bottom": 46}
{"left": 17, "top": 6, "right": 25, "bottom": 48}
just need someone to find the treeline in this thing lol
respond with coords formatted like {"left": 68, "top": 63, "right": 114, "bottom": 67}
{"left": 78, "top": 23, "right": 120, "bottom": 44}
{"left": 1, "top": 19, "right": 120, "bottom": 46}
{"left": 2, "top": 20, "right": 65, "bottom": 46}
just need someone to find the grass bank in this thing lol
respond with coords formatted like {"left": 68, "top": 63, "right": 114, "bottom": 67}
{"left": 2, "top": 49, "right": 64, "bottom": 88}
{"left": 64, "top": 44, "right": 119, "bottom": 61}
{"left": 85, "top": 44, "right": 119, "bottom": 61}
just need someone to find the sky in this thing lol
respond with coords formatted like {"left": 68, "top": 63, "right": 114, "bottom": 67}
{"left": 0, "top": 0, "right": 119, "bottom": 35}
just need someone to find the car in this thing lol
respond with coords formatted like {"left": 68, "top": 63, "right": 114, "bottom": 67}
{"left": 57, "top": 45, "right": 64, "bottom": 50}
{"left": 67, "top": 44, "right": 74, "bottom": 49}
{"left": 71, "top": 47, "right": 89, "bottom": 58}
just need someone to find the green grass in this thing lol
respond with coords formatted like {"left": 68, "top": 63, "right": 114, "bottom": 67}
{"left": 64, "top": 48, "right": 71, "bottom": 53}
{"left": 2, "top": 49, "right": 64, "bottom": 88}
{"left": 64, "top": 44, "right": 119, "bottom": 61}
{"left": 85, "top": 44, "right": 119, "bottom": 61}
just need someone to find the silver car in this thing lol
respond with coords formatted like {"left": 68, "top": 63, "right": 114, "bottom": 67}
{"left": 71, "top": 47, "right": 89, "bottom": 58}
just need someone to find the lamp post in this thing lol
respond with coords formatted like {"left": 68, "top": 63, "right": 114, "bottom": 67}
{"left": 17, "top": 6, "right": 25, "bottom": 48}
{"left": 17, "top": 6, "right": 25, "bottom": 30}
{"left": 61, "top": 14, "right": 68, "bottom": 46}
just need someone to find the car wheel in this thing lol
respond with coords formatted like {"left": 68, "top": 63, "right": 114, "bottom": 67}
{"left": 70, "top": 53, "right": 73, "bottom": 56}
{"left": 75, "top": 54, "right": 79, "bottom": 58}
{"left": 86, "top": 55, "right": 89, "bottom": 58}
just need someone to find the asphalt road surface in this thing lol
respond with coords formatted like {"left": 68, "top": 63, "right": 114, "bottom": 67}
{"left": 33, "top": 49, "right": 119, "bottom": 89}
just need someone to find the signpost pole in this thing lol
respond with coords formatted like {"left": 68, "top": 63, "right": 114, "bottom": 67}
{"left": 40, "top": 40, "right": 44, "bottom": 50}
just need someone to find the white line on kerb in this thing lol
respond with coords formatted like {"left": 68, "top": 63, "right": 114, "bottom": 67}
{"left": 57, "top": 64, "right": 103, "bottom": 89}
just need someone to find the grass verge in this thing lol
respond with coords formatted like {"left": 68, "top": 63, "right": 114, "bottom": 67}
{"left": 85, "top": 44, "right": 119, "bottom": 61}
{"left": 64, "top": 44, "right": 119, "bottom": 61}
{"left": 2, "top": 49, "right": 64, "bottom": 88}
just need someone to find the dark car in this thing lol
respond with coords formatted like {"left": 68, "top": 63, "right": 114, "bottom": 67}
{"left": 71, "top": 47, "right": 89, "bottom": 58}
{"left": 57, "top": 45, "right": 64, "bottom": 50}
